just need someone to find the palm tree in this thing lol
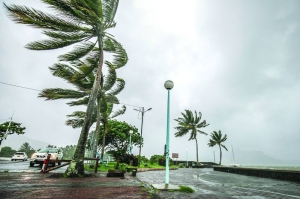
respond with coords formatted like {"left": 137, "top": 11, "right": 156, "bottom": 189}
{"left": 174, "top": 110, "right": 209, "bottom": 164}
{"left": 4, "top": 0, "right": 124, "bottom": 176}
{"left": 66, "top": 102, "right": 126, "bottom": 159}
{"left": 39, "top": 57, "right": 125, "bottom": 158}
{"left": 208, "top": 130, "right": 228, "bottom": 165}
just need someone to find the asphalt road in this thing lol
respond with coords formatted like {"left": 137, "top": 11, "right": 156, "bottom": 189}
{"left": 0, "top": 157, "right": 66, "bottom": 173}
{"left": 137, "top": 168, "right": 300, "bottom": 198}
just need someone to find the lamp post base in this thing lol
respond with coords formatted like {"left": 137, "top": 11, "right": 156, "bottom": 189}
{"left": 152, "top": 184, "right": 179, "bottom": 190}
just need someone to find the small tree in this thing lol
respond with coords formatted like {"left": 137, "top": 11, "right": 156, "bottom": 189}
{"left": 0, "top": 146, "right": 16, "bottom": 157}
{"left": 0, "top": 121, "right": 26, "bottom": 140}
{"left": 19, "top": 142, "right": 35, "bottom": 157}
{"left": 208, "top": 130, "right": 228, "bottom": 165}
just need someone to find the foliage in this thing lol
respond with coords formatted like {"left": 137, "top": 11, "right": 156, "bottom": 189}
{"left": 150, "top": 154, "right": 173, "bottom": 166}
{"left": 46, "top": 144, "right": 57, "bottom": 148}
{"left": 136, "top": 155, "right": 149, "bottom": 163}
{"left": 208, "top": 130, "right": 228, "bottom": 165}
{"left": 120, "top": 154, "right": 138, "bottom": 166}
{"left": 61, "top": 145, "right": 77, "bottom": 159}
{"left": 19, "top": 142, "right": 35, "bottom": 157}
{"left": 99, "top": 120, "right": 142, "bottom": 160}
{"left": 0, "top": 121, "right": 26, "bottom": 140}
{"left": 179, "top": 186, "right": 195, "bottom": 193}
{"left": 178, "top": 163, "right": 186, "bottom": 168}
{"left": 4, "top": 0, "right": 126, "bottom": 177}
{"left": 0, "top": 146, "right": 16, "bottom": 157}
{"left": 174, "top": 110, "right": 209, "bottom": 163}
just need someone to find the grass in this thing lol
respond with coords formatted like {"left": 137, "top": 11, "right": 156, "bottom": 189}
{"left": 179, "top": 185, "right": 194, "bottom": 193}
{"left": 84, "top": 161, "right": 179, "bottom": 172}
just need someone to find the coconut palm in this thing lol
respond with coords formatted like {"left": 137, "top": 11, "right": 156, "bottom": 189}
{"left": 66, "top": 101, "right": 126, "bottom": 159}
{"left": 39, "top": 56, "right": 125, "bottom": 158}
{"left": 208, "top": 130, "right": 228, "bottom": 165}
{"left": 4, "top": 0, "right": 124, "bottom": 176}
{"left": 174, "top": 110, "right": 209, "bottom": 163}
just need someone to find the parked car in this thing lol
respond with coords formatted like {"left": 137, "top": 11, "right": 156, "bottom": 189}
{"left": 11, "top": 152, "right": 28, "bottom": 161}
{"left": 30, "top": 148, "right": 63, "bottom": 167}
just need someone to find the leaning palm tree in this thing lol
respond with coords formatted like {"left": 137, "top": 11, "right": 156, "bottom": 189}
{"left": 4, "top": 0, "right": 124, "bottom": 176}
{"left": 39, "top": 58, "right": 125, "bottom": 158}
{"left": 208, "top": 130, "right": 228, "bottom": 165}
{"left": 174, "top": 110, "right": 209, "bottom": 163}
{"left": 66, "top": 101, "right": 126, "bottom": 159}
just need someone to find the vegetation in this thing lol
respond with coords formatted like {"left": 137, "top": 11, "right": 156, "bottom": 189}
{"left": 0, "top": 121, "right": 26, "bottom": 143}
{"left": 61, "top": 145, "right": 77, "bottom": 159}
{"left": 19, "top": 142, "right": 35, "bottom": 157}
{"left": 0, "top": 146, "right": 16, "bottom": 157}
{"left": 98, "top": 120, "right": 142, "bottom": 163}
{"left": 174, "top": 110, "right": 209, "bottom": 163}
{"left": 208, "top": 130, "right": 228, "bottom": 165}
{"left": 179, "top": 185, "right": 195, "bottom": 193}
{"left": 4, "top": 0, "right": 125, "bottom": 177}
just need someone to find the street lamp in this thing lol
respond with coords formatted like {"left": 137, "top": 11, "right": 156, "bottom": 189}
{"left": 213, "top": 151, "right": 215, "bottom": 163}
{"left": 186, "top": 149, "right": 188, "bottom": 167}
{"left": 133, "top": 107, "right": 152, "bottom": 167}
{"left": 129, "top": 130, "right": 133, "bottom": 154}
{"left": 164, "top": 80, "right": 174, "bottom": 187}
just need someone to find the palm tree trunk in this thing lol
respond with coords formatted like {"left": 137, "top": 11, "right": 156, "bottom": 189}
{"left": 101, "top": 122, "right": 107, "bottom": 159}
{"left": 219, "top": 144, "right": 222, "bottom": 165}
{"left": 92, "top": 97, "right": 101, "bottom": 158}
{"left": 195, "top": 138, "right": 199, "bottom": 163}
{"left": 65, "top": 37, "right": 104, "bottom": 177}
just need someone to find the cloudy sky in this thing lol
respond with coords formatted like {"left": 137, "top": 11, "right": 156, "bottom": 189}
{"left": 1, "top": 0, "right": 299, "bottom": 164}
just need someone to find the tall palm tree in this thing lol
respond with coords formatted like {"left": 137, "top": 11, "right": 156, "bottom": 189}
{"left": 4, "top": 0, "right": 124, "bottom": 176}
{"left": 174, "top": 110, "right": 209, "bottom": 163}
{"left": 39, "top": 57, "right": 125, "bottom": 158}
{"left": 208, "top": 130, "right": 228, "bottom": 165}
{"left": 66, "top": 101, "right": 126, "bottom": 159}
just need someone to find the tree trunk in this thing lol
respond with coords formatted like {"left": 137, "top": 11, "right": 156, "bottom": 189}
{"left": 219, "top": 144, "right": 222, "bottom": 165}
{"left": 101, "top": 122, "right": 107, "bottom": 159}
{"left": 195, "top": 138, "right": 199, "bottom": 163}
{"left": 65, "top": 37, "right": 104, "bottom": 177}
{"left": 92, "top": 97, "right": 101, "bottom": 158}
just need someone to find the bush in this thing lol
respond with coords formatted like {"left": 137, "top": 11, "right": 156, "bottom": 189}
{"left": 179, "top": 186, "right": 194, "bottom": 193}
{"left": 178, "top": 163, "right": 186, "bottom": 168}
{"left": 120, "top": 154, "right": 138, "bottom": 166}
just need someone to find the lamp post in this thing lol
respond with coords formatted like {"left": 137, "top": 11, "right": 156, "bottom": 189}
{"left": 213, "top": 151, "right": 215, "bottom": 163}
{"left": 133, "top": 107, "right": 152, "bottom": 167}
{"left": 186, "top": 149, "right": 188, "bottom": 167}
{"left": 129, "top": 130, "right": 133, "bottom": 154}
{"left": 164, "top": 80, "right": 174, "bottom": 187}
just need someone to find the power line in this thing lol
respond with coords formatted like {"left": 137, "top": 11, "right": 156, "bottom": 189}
{"left": 0, "top": 81, "right": 142, "bottom": 108}
{"left": 0, "top": 81, "right": 41, "bottom": 91}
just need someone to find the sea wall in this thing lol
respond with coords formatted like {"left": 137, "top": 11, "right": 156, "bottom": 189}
{"left": 213, "top": 166, "right": 300, "bottom": 183}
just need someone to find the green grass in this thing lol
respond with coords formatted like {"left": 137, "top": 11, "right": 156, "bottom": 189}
{"left": 179, "top": 186, "right": 194, "bottom": 193}
{"left": 84, "top": 162, "right": 179, "bottom": 172}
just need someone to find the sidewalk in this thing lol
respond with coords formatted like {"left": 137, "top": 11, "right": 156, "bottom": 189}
{"left": 0, "top": 172, "right": 154, "bottom": 199}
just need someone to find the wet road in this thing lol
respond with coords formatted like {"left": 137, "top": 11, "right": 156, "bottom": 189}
{"left": 137, "top": 168, "right": 300, "bottom": 198}
{"left": 0, "top": 158, "right": 66, "bottom": 173}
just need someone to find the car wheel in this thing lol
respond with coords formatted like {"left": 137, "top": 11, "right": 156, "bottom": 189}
{"left": 30, "top": 163, "right": 34, "bottom": 167}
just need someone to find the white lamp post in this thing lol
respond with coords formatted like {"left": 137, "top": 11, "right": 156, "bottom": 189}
{"left": 164, "top": 80, "right": 174, "bottom": 187}
{"left": 129, "top": 130, "right": 133, "bottom": 154}
{"left": 186, "top": 149, "right": 188, "bottom": 167}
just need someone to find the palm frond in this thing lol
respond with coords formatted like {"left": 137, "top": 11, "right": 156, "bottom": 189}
{"left": 110, "top": 105, "right": 126, "bottom": 118}
{"left": 59, "top": 41, "right": 96, "bottom": 61}
{"left": 38, "top": 88, "right": 87, "bottom": 100}
{"left": 26, "top": 38, "right": 84, "bottom": 50}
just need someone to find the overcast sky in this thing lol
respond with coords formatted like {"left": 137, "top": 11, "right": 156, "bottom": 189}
{"left": 1, "top": 0, "right": 299, "bottom": 164}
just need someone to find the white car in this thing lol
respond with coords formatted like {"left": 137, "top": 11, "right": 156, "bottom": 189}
{"left": 30, "top": 148, "right": 63, "bottom": 167}
{"left": 11, "top": 152, "right": 28, "bottom": 161}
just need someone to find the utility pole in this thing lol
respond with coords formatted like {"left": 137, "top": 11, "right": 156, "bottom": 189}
{"left": 133, "top": 107, "right": 152, "bottom": 167}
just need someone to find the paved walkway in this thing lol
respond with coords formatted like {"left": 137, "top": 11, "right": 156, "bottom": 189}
{"left": 0, "top": 172, "right": 153, "bottom": 199}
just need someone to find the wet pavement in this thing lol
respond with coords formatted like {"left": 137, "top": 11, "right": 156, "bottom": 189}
{"left": 137, "top": 168, "right": 300, "bottom": 198}
{"left": 1, "top": 158, "right": 300, "bottom": 198}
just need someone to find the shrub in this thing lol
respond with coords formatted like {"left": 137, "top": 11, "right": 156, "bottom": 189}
{"left": 178, "top": 163, "right": 186, "bottom": 168}
{"left": 179, "top": 186, "right": 194, "bottom": 193}
{"left": 120, "top": 154, "right": 138, "bottom": 166}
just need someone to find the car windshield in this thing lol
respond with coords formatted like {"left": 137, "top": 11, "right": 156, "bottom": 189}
{"left": 15, "top": 152, "right": 25, "bottom": 155}
{"left": 38, "top": 148, "right": 58, "bottom": 153}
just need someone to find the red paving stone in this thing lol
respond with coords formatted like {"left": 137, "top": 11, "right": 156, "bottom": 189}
{"left": 0, "top": 172, "right": 154, "bottom": 199}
